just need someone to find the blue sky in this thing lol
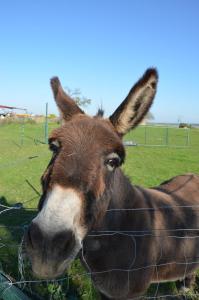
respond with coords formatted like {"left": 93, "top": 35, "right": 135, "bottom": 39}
{"left": 0, "top": 0, "right": 199, "bottom": 123}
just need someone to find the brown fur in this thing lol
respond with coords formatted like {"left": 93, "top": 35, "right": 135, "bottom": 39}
{"left": 25, "top": 69, "right": 199, "bottom": 299}
{"left": 110, "top": 68, "right": 158, "bottom": 135}
{"left": 82, "top": 173, "right": 199, "bottom": 299}
{"left": 50, "top": 77, "right": 84, "bottom": 122}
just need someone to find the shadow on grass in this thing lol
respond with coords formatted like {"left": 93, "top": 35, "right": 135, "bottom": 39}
{"left": 0, "top": 196, "right": 82, "bottom": 300}
{"left": 1, "top": 196, "right": 198, "bottom": 299}
{"left": 0, "top": 196, "right": 37, "bottom": 277}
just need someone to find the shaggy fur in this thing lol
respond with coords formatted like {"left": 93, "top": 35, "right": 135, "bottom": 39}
{"left": 25, "top": 69, "right": 199, "bottom": 299}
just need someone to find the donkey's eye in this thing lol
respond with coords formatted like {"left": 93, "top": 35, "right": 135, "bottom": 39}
{"left": 105, "top": 153, "right": 121, "bottom": 171}
{"left": 49, "top": 140, "right": 60, "bottom": 152}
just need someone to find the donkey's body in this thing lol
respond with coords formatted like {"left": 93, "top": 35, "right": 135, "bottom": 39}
{"left": 25, "top": 69, "right": 199, "bottom": 299}
{"left": 82, "top": 172, "right": 199, "bottom": 299}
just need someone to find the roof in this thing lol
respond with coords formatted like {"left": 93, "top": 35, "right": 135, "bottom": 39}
{"left": 0, "top": 105, "right": 26, "bottom": 111}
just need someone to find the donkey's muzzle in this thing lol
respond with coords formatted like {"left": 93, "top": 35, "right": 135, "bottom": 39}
{"left": 25, "top": 222, "right": 77, "bottom": 278}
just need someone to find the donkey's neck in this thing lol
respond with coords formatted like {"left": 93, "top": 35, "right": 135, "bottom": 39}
{"left": 82, "top": 168, "right": 154, "bottom": 268}
{"left": 108, "top": 168, "right": 137, "bottom": 209}
{"left": 101, "top": 168, "right": 151, "bottom": 232}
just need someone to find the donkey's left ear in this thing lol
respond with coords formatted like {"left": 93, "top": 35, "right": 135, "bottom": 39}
{"left": 109, "top": 68, "right": 158, "bottom": 136}
{"left": 50, "top": 77, "right": 84, "bottom": 123}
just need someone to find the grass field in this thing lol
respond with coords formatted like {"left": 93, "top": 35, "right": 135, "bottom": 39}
{"left": 0, "top": 122, "right": 199, "bottom": 299}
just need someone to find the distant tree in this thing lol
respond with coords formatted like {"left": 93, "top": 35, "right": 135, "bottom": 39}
{"left": 146, "top": 111, "right": 154, "bottom": 121}
{"left": 48, "top": 113, "right": 57, "bottom": 119}
{"left": 179, "top": 123, "right": 191, "bottom": 129}
{"left": 65, "top": 87, "right": 91, "bottom": 108}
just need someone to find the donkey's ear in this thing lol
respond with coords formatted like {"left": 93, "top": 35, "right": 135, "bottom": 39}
{"left": 50, "top": 77, "right": 84, "bottom": 123}
{"left": 109, "top": 68, "right": 158, "bottom": 135}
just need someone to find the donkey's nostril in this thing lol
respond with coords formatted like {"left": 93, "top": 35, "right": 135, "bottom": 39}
{"left": 26, "top": 222, "right": 77, "bottom": 263}
{"left": 26, "top": 222, "right": 44, "bottom": 249}
{"left": 63, "top": 231, "right": 75, "bottom": 250}
{"left": 53, "top": 230, "right": 76, "bottom": 257}
{"left": 27, "top": 227, "right": 34, "bottom": 248}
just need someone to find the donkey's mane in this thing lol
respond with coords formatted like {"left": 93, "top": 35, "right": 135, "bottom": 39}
{"left": 96, "top": 108, "right": 104, "bottom": 117}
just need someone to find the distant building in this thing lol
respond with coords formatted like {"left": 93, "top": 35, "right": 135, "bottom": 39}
{"left": 0, "top": 105, "right": 27, "bottom": 117}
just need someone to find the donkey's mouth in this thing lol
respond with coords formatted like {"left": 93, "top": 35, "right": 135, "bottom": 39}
{"left": 25, "top": 218, "right": 84, "bottom": 279}
{"left": 31, "top": 258, "right": 72, "bottom": 279}
{"left": 29, "top": 241, "right": 82, "bottom": 280}
{"left": 32, "top": 265, "right": 67, "bottom": 280}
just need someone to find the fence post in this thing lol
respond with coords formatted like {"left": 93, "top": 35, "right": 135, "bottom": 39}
{"left": 44, "top": 103, "right": 48, "bottom": 144}
{"left": 186, "top": 128, "right": 190, "bottom": 146}
{"left": 20, "top": 117, "right": 25, "bottom": 146}
{"left": 165, "top": 127, "right": 169, "bottom": 146}
{"left": 144, "top": 126, "right": 147, "bottom": 145}
{"left": 0, "top": 272, "right": 31, "bottom": 300}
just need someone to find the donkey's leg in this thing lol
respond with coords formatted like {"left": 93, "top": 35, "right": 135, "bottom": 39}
{"left": 176, "top": 273, "right": 196, "bottom": 291}
{"left": 184, "top": 273, "right": 196, "bottom": 288}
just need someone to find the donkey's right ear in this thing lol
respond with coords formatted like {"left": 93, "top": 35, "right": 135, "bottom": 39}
{"left": 50, "top": 77, "right": 84, "bottom": 123}
{"left": 109, "top": 69, "right": 158, "bottom": 136}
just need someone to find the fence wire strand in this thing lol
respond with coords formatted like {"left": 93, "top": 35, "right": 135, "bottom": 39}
{"left": 1, "top": 201, "right": 199, "bottom": 299}
{"left": 1, "top": 124, "right": 199, "bottom": 299}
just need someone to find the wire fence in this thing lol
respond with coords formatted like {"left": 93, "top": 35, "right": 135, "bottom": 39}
{"left": 125, "top": 125, "right": 191, "bottom": 147}
{"left": 0, "top": 115, "right": 194, "bottom": 148}
{"left": 1, "top": 201, "right": 199, "bottom": 299}
{"left": 1, "top": 121, "right": 199, "bottom": 299}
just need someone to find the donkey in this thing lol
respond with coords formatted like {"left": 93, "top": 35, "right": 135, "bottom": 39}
{"left": 25, "top": 69, "right": 199, "bottom": 299}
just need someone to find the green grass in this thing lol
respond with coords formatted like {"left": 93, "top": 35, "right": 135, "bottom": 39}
{"left": 0, "top": 122, "right": 199, "bottom": 299}
{"left": 0, "top": 122, "right": 57, "bottom": 205}
{"left": 125, "top": 125, "right": 191, "bottom": 147}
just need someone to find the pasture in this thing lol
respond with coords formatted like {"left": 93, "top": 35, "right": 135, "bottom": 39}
{"left": 0, "top": 122, "right": 199, "bottom": 299}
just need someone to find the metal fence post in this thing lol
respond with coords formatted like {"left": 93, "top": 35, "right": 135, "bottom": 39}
{"left": 44, "top": 103, "right": 48, "bottom": 144}
{"left": 20, "top": 117, "right": 25, "bottom": 146}
{"left": 144, "top": 126, "right": 147, "bottom": 145}
{"left": 186, "top": 128, "right": 190, "bottom": 146}
{"left": 165, "top": 127, "right": 169, "bottom": 146}
{"left": 0, "top": 272, "right": 31, "bottom": 300}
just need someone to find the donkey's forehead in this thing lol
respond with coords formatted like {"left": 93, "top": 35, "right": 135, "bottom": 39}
{"left": 50, "top": 115, "right": 123, "bottom": 150}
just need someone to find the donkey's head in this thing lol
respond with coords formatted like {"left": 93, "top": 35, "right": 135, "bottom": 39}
{"left": 25, "top": 69, "right": 158, "bottom": 278}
